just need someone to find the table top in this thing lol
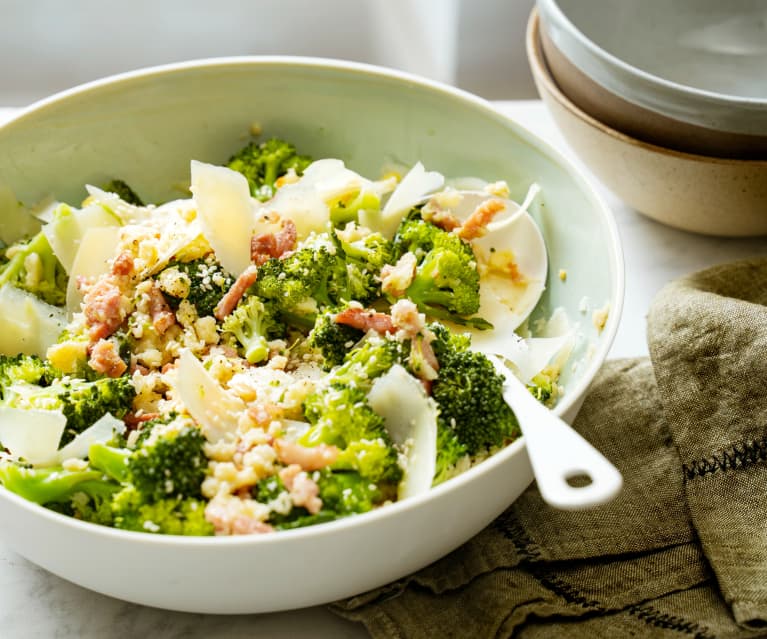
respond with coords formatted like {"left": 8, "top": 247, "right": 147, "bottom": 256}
{"left": 0, "top": 101, "right": 764, "bottom": 639}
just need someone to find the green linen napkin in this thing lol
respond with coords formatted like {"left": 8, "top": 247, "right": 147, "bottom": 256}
{"left": 331, "top": 258, "right": 767, "bottom": 639}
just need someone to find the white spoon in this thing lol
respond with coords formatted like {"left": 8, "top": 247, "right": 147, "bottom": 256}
{"left": 489, "top": 354, "right": 623, "bottom": 510}
{"left": 426, "top": 189, "right": 623, "bottom": 509}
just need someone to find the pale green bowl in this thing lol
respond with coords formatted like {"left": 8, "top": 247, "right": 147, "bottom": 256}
{"left": 0, "top": 57, "right": 623, "bottom": 613}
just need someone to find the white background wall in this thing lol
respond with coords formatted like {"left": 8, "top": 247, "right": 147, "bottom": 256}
{"left": 0, "top": 0, "right": 537, "bottom": 105}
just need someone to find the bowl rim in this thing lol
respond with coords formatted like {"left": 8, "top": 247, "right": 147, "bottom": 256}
{"left": 536, "top": 0, "right": 767, "bottom": 129}
{"left": 0, "top": 54, "right": 624, "bottom": 542}
{"left": 528, "top": 11, "right": 767, "bottom": 168}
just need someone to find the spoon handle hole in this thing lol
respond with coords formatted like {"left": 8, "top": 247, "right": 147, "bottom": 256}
{"left": 564, "top": 472, "right": 593, "bottom": 488}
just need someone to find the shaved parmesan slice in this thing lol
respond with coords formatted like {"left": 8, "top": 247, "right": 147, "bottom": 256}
{"left": 191, "top": 161, "right": 255, "bottom": 276}
{"left": 360, "top": 162, "right": 444, "bottom": 238}
{"left": 267, "top": 159, "right": 370, "bottom": 240}
{"left": 469, "top": 305, "right": 575, "bottom": 383}
{"left": 460, "top": 288, "right": 575, "bottom": 383}
{"left": 176, "top": 349, "right": 245, "bottom": 443}
{"left": 143, "top": 206, "right": 204, "bottom": 276}
{"left": 0, "top": 284, "right": 66, "bottom": 358}
{"left": 367, "top": 364, "right": 438, "bottom": 499}
{"left": 85, "top": 185, "right": 152, "bottom": 223}
{"left": 43, "top": 203, "right": 120, "bottom": 274}
{"left": 65, "top": 225, "right": 122, "bottom": 315}
{"left": 0, "top": 406, "right": 66, "bottom": 466}
{"left": 55, "top": 412, "right": 125, "bottom": 463}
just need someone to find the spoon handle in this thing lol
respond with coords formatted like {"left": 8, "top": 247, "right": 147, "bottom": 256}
{"left": 490, "top": 357, "right": 623, "bottom": 510}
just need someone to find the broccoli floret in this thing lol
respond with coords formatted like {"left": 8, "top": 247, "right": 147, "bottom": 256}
{"left": 528, "top": 371, "right": 557, "bottom": 405}
{"left": 431, "top": 348, "right": 520, "bottom": 456}
{"left": 329, "top": 188, "right": 382, "bottom": 227}
{"left": 317, "top": 469, "right": 383, "bottom": 514}
{"left": 0, "top": 230, "right": 68, "bottom": 306}
{"left": 328, "top": 335, "right": 407, "bottom": 391}
{"left": 227, "top": 138, "right": 312, "bottom": 201}
{"left": 1, "top": 375, "right": 135, "bottom": 446}
{"left": 391, "top": 211, "right": 488, "bottom": 327}
{"left": 67, "top": 479, "right": 123, "bottom": 526}
{"left": 253, "top": 230, "right": 393, "bottom": 332}
{"left": 111, "top": 486, "right": 212, "bottom": 535}
{"left": 406, "top": 249, "right": 481, "bottom": 316}
{"left": 308, "top": 311, "right": 364, "bottom": 370}
{"left": 253, "top": 242, "right": 335, "bottom": 329}
{"left": 156, "top": 255, "right": 234, "bottom": 318}
{"left": 220, "top": 296, "right": 285, "bottom": 364}
{"left": 87, "top": 417, "right": 212, "bottom": 535}
{"left": 433, "top": 425, "right": 469, "bottom": 486}
{"left": 328, "top": 231, "right": 392, "bottom": 303}
{"left": 427, "top": 322, "right": 472, "bottom": 360}
{"left": 255, "top": 469, "right": 382, "bottom": 530}
{"left": 91, "top": 418, "right": 207, "bottom": 502}
{"left": 0, "top": 423, "right": 213, "bottom": 535}
{"left": 101, "top": 179, "right": 144, "bottom": 206}
{"left": 301, "top": 384, "right": 402, "bottom": 485}
{"left": 336, "top": 229, "right": 394, "bottom": 273}
{"left": 130, "top": 425, "right": 207, "bottom": 502}
{"left": 0, "top": 354, "right": 55, "bottom": 392}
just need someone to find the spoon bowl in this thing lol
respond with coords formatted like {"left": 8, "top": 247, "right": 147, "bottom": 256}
{"left": 424, "top": 188, "right": 622, "bottom": 509}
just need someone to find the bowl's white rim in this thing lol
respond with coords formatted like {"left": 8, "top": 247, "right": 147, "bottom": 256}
{"left": 537, "top": 0, "right": 767, "bottom": 120}
{"left": 0, "top": 55, "right": 625, "bottom": 544}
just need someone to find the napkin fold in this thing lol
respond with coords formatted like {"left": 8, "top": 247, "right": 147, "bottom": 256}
{"left": 331, "top": 258, "right": 767, "bottom": 638}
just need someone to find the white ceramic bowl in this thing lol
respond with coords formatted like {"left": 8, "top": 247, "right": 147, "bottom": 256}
{"left": 0, "top": 57, "right": 623, "bottom": 613}
{"left": 536, "top": 0, "right": 767, "bottom": 139}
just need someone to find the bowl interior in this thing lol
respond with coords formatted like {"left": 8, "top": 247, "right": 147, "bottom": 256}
{"left": 0, "top": 58, "right": 621, "bottom": 413}
{"left": 554, "top": 0, "right": 767, "bottom": 100}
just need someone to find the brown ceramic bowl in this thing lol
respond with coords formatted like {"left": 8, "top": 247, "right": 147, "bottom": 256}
{"left": 527, "top": 9, "right": 767, "bottom": 237}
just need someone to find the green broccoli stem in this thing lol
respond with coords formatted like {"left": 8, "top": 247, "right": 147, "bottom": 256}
{"left": 0, "top": 231, "right": 47, "bottom": 288}
{"left": 88, "top": 442, "right": 131, "bottom": 483}
{"left": 0, "top": 463, "right": 107, "bottom": 504}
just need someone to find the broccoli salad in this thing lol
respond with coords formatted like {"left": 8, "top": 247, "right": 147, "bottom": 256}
{"left": 0, "top": 137, "right": 571, "bottom": 536}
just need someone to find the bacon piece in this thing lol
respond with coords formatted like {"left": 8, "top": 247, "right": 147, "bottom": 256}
{"left": 88, "top": 338, "right": 127, "bottom": 378}
{"left": 250, "top": 233, "right": 277, "bottom": 266}
{"left": 214, "top": 265, "right": 259, "bottom": 320}
{"left": 130, "top": 362, "right": 150, "bottom": 376}
{"left": 274, "top": 219, "right": 297, "bottom": 257}
{"left": 422, "top": 206, "right": 460, "bottom": 232}
{"left": 390, "top": 299, "right": 424, "bottom": 337}
{"left": 204, "top": 497, "right": 274, "bottom": 536}
{"left": 250, "top": 219, "right": 297, "bottom": 265}
{"left": 335, "top": 307, "right": 396, "bottom": 334}
{"left": 274, "top": 439, "right": 339, "bottom": 471}
{"left": 279, "top": 464, "right": 322, "bottom": 515}
{"left": 409, "top": 333, "right": 439, "bottom": 384}
{"left": 230, "top": 518, "right": 274, "bottom": 535}
{"left": 380, "top": 253, "right": 417, "bottom": 298}
{"left": 123, "top": 411, "right": 161, "bottom": 430}
{"left": 147, "top": 283, "right": 176, "bottom": 335}
{"left": 111, "top": 251, "right": 135, "bottom": 277}
{"left": 82, "top": 278, "right": 128, "bottom": 341}
{"left": 456, "top": 198, "right": 506, "bottom": 241}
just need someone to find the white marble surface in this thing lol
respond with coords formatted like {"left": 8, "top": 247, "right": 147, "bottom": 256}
{"left": 0, "top": 101, "right": 764, "bottom": 639}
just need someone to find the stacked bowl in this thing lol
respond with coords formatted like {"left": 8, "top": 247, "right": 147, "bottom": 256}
{"left": 530, "top": 0, "right": 767, "bottom": 236}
